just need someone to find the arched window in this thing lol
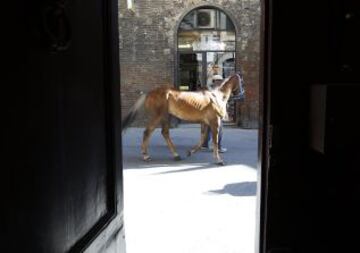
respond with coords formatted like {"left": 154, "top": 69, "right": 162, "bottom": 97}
{"left": 177, "top": 7, "right": 236, "bottom": 91}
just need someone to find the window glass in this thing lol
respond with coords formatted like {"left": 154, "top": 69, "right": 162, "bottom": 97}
{"left": 178, "top": 8, "right": 236, "bottom": 91}
{"left": 179, "top": 9, "right": 235, "bottom": 31}
{"left": 178, "top": 31, "right": 235, "bottom": 51}
{"left": 206, "top": 52, "right": 235, "bottom": 87}
{"left": 179, "top": 53, "right": 204, "bottom": 91}
{"left": 179, "top": 12, "right": 196, "bottom": 30}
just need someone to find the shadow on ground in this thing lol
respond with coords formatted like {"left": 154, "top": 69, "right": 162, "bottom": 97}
{"left": 208, "top": 182, "right": 257, "bottom": 197}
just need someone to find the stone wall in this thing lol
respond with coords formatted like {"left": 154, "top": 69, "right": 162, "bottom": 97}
{"left": 119, "top": 0, "right": 260, "bottom": 128}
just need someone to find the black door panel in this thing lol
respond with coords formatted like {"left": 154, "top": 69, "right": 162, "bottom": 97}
{"left": 4, "top": 0, "right": 124, "bottom": 252}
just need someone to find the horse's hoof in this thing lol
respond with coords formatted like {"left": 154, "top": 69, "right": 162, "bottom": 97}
{"left": 143, "top": 156, "right": 152, "bottom": 162}
{"left": 215, "top": 160, "right": 225, "bottom": 166}
{"left": 186, "top": 150, "right": 192, "bottom": 157}
{"left": 174, "top": 155, "right": 182, "bottom": 161}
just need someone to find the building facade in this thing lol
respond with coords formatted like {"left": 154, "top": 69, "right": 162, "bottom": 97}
{"left": 119, "top": 0, "right": 260, "bottom": 128}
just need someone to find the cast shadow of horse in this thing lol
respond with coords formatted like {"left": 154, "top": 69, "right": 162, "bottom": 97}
{"left": 208, "top": 182, "right": 257, "bottom": 197}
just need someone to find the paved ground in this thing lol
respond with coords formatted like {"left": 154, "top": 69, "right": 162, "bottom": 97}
{"left": 122, "top": 125, "right": 259, "bottom": 253}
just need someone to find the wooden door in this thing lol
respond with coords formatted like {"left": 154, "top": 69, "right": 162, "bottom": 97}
{"left": 260, "top": 0, "right": 360, "bottom": 252}
{"left": 3, "top": 0, "right": 125, "bottom": 252}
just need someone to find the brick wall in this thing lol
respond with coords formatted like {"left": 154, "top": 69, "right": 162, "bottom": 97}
{"left": 119, "top": 0, "right": 261, "bottom": 128}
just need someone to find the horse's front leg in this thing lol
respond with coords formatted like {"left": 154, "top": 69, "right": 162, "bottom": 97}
{"left": 210, "top": 121, "right": 225, "bottom": 165}
{"left": 187, "top": 123, "right": 208, "bottom": 157}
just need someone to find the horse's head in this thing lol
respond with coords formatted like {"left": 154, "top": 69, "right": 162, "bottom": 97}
{"left": 218, "top": 72, "right": 245, "bottom": 101}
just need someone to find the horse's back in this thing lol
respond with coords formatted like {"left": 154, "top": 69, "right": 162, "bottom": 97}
{"left": 144, "top": 86, "right": 219, "bottom": 122}
{"left": 167, "top": 90, "right": 217, "bottom": 122}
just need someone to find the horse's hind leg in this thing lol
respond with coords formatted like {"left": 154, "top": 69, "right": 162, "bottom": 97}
{"left": 141, "top": 115, "right": 162, "bottom": 161}
{"left": 187, "top": 123, "right": 209, "bottom": 157}
{"left": 161, "top": 120, "right": 181, "bottom": 161}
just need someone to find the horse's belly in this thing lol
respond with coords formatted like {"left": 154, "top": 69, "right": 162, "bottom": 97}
{"left": 169, "top": 106, "right": 203, "bottom": 122}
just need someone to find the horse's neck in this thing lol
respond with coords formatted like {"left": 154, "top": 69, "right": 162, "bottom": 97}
{"left": 211, "top": 89, "right": 230, "bottom": 108}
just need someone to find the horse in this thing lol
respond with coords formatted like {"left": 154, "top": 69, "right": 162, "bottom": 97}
{"left": 122, "top": 72, "right": 244, "bottom": 165}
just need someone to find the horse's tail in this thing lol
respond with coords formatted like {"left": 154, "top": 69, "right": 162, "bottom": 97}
{"left": 122, "top": 93, "right": 147, "bottom": 132}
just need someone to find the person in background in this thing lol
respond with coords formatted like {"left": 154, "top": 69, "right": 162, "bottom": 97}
{"left": 201, "top": 74, "right": 227, "bottom": 153}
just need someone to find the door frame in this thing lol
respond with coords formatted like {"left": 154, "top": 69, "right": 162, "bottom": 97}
{"left": 75, "top": 0, "right": 124, "bottom": 251}
{"left": 256, "top": 0, "right": 271, "bottom": 252}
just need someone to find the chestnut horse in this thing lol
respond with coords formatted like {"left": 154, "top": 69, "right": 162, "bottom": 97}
{"left": 122, "top": 72, "right": 244, "bottom": 165}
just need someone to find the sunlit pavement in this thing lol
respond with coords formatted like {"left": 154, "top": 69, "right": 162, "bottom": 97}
{"left": 122, "top": 125, "right": 258, "bottom": 253}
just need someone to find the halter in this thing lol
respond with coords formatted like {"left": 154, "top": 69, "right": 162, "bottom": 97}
{"left": 236, "top": 73, "right": 245, "bottom": 96}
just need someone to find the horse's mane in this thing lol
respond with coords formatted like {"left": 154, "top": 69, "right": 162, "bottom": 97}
{"left": 220, "top": 76, "right": 231, "bottom": 86}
